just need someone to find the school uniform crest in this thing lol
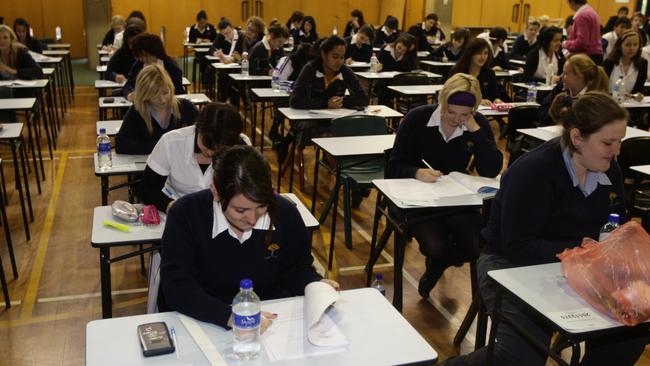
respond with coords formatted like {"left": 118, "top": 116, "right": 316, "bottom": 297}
{"left": 464, "top": 141, "right": 475, "bottom": 152}
{"left": 265, "top": 243, "right": 281, "bottom": 259}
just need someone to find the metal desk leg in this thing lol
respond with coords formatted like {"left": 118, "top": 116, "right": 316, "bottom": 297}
{"left": 327, "top": 175, "right": 341, "bottom": 271}
{"left": 0, "top": 253, "right": 9, "bottom": 308}
{"left": 101, "top": 176, "right": 109, "bottom": 206}
{"left": 311, "top": 147, "right": 320, "bottom": 213}
{"left": 0, "top": 161, "right": 16, "bottom": 279}
{"left": 392, "top": 231, "right": 405, "bottom": 312}
{"left": 12, "top": 140, "right": 31, "bottom": 240}
{"left": 99, "top": 247, "right": 112, "bottom": 318}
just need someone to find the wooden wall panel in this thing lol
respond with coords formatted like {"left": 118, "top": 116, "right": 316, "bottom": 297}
{"left": 201, "top": 0, "right": 244, "bottom": 28}
{"left": 149, "top": 0, "right": 202, "bottom": 60}
{"left": 404, "top": 0, "right": 426, "bottom": 31}
{"left": 41, "top": 0, "right": 87, "bottom": 58}
{"left": 380, "top": 0, "right": 406, "bottom": 31}
{"left": 451, "top": 0, "right": 482, "bottom": 28}
{"left": 301, "top": 0, "right": 349, "bottom": 36}
{"left": 348, "top": 0, "right": 381, "bottom": 27}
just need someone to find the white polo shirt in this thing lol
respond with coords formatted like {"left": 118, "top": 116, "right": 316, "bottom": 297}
{"left": 146, "top": 125, "right": 251, "bottom": 199}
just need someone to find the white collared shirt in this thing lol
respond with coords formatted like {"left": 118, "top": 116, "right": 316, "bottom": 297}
{"left": 381, "top": 26, "right": 395, "bottom": 37}
{"left": 426, "top": 106, "right": 467, "bottom": 142}
{"left": 315, "top": 69, "right": 344, "bottom": 81}
{"left": 227, "top": 30, "right": 239, "bottom": 56}
{"left": 212, "top": 201, "right": 272, "bottom": 243}
{"left": 602, "top": 31, "right": 618, "bottom": 58}
{"left": 608, "top": 60, "right": 638, "bottom": 95}
{"left": 112, "top": 30, "right": 124, "bottom": 49}
{"left": 534, "top": 49, "right": 559, "bottom": 80}
{"left": 384, "top": 44, "right": 403, "bottom": 62}
{"left": 262, "top": 36, "right": 271, "bottom": 51}
{"left": 146, "top": 125, "right": 251, "bottom": 199}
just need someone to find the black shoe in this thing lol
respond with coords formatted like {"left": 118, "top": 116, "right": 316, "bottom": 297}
{"left": 418, "top": 257, "right": 446, "bottom": 298}
{"left": 351, "top": 188, "right": 364, "bottom": 208}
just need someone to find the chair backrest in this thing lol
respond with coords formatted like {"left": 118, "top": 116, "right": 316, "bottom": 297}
{"left": 618, "top": 137, "right": 650, "bottom": 181}
{"left": 391, "top": 72, "right": 430, "bottom": 86}
{"left": 331, "top": 114, "right": 387, "bottom": 137}
{"left": 0, "top": 87, "right": 17, "bottom": 123}
{"left": 506, "top": 105, "right": 538, "bottom": 140}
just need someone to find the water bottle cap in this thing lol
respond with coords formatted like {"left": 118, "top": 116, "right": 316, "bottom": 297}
{"left": 375, "top": 273, "right": 383, "bottom": 280}
{"left": 608, "top": 213, "right": 620, "bottom": 224}
{"left": 99, "top": 128, "right": 106, "bottom": 134}
{"left": 240, "top": 278, "right": 253, "bottom": 289}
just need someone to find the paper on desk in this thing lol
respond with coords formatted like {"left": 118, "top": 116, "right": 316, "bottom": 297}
{"left": 178, "top": 314, "right": 228, "bottom": 366}
{"left": 261, "top": 282, "right": 347, "bottom": 362}
{"left": 544, "top": 307, "right": 611, "bottom": 331}
{"left": 304, "top": 281, "right": 347, "bottom": 347}
{"left": 0, "top": 80, "right": 37, "bottom": 86}
{"left": 383, "top": 177, "right": 481, "bottom": 207}
{"left": 307, "top": 108, "right": 357, "bottom": 119}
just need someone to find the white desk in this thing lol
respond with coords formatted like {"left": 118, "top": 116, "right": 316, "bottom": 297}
{"left": 229, "top": 73, "right": 273, "bottom": 81}
{"left": 420, "top": 60, "right": 456, "bottom": 67}
{"left": 312, "top": 134, "right": 395, "bottom": 157}
{"left": 511, "top": 82, "right": 555, "bottom": 92}
{"left": 387, "top": 84, "right": 443, "bottom": 96}
{"left": 47, "top": 43, "right": 71, "bottom": 49}
{"left": 354, "top": 70, "right": 441, "bottom": 80}
{"left": 0, "top": 79, "right": 48, "bottom": 89}
{"left": 0, "top": 98, "right": 37, "bottom": 111}
{"left": 95, "top": 79, "right": 125, "bottom": 90}
{"left": 33, "top": 55, "right": 63, "bottom": 64}
{"left": 211, "top": 62, "right": 242, "bottom": 70}
{"left": 42, "top": 49, "right": 69, "bottom": 57}
{"left": 96, "top": 65, "right": 107, "bottom": 73}
{"left": 417, "top": 51, "right": 430, "bottom": 58}
{"left": 86, "top": 288, "right": 438, "bottom": 365}
{"left": 518, "top": 125, "right": 650, "bottom": 142}
{"left": 178, "top": 93, "right": 211, "bottom": 105}
{"left": 631, "top": 165, "right": 650, "bottom": 176}
{"left": 495, "top": 69, "right": 523, "bottom": 78}
{"left": 347, "top": 61, "right": 371, "bottom": 69}
{"left": 0, "top": 123, "right": 32, "bottom": 240}
{"left": 96, "top": 120, "right": 122, "bottom": 136}
{"left": 278, "top": 105, "right": 403, "bottom": 121}
{"left": 94, "top": 152, "right": 148, "bottom": 206}
{"left": 509, "top": 59, "right": 526, "bottom": 66}
{"left": 42, "top": 68, "right": 54, "bottom": 76}
{"left": 621, "top": 96, "right": 650, "bottom": 109}
{"left": 98, "top": 97, "right": 131, "bottom": 119}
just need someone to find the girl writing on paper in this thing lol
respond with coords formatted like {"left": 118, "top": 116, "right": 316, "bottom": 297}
{"left": 160, "top": 145, "right": 338, "bottom": 330}
{"left": 443, "top": 92, "right": 649, "bottom": 366}
{"left": 388, "top": 73, "right": 503, "bottom": 298}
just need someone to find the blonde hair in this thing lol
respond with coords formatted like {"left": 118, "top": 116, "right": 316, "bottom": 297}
{"left": 111, "top": 15, "right": 126, "bottom": 27}
{"left": 0, "top": 25, "right": 25, "bottom": 67}
{"left": 566, "top": 54, "right": 609, "bottom": 92}
{"left": 133, "top": 64, "right": 180, "bottom": 136}
{"left": 439, "top": 73, "right": 482, "bottom": 112}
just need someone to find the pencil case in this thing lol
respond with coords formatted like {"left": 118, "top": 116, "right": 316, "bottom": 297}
{"left": 140, "top": 205, "right": 160, "bottom": 225}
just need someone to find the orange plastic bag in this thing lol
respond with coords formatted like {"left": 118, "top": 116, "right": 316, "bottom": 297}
{"left": 557, "top": 221, "right": 650, "bottom": 326}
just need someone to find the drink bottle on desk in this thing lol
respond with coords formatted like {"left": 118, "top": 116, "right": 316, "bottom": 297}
{"left": 526, "top": 84, "right": 537, "bottom": 103}
{"left": 598, "top": 213, "right": 620, "bottom": 241}
{"left": 370, "top": 53, "right": 379, "bottom": 73}
{"left": 97, "top": 128, "right": 112, "bottom": 171}
{"left": 232, "top": 278, "right": 261, "bottom": 360}
{"left": 241, "top": 52, "right": 249, "bottom": 77}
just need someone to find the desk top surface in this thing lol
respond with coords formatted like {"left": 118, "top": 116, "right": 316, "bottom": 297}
{"left": 0, "top": 123, "right": 24, "bottom": 139}
{"left": 278, "top": 105, "right": 403, "bottom": 120}
{"left": 86, "top": 288, "right": 438, "bottom": 366}
{"left": 0, "top": 98, "right": 37, "bottom": 110}
{"left": 229, "top": 73, "right": 272, "bottom": 81}
{"left": 354, "top": 70, "right": 441, "bottom": 80}
{"left": 518, "top": 125, "right": 650, "bottom": 142}
{"left": 312, "top": 134, "right": 395, "bottom": 156}
{"left": 387, "top": 84, "right": 443, "bottom": 95}
{"left": 96, "top": 120, "right": 122, "bottom": 136}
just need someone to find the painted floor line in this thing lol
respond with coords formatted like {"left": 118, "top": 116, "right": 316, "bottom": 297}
{"left": 36, "top": 287, "right": 149, "bottom": 303}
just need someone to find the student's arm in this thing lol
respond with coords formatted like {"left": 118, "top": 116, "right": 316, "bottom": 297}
{"left": 122, "top": 62, "right": 141, "bottom": 98}
{"left": 114, "top": 108, "right": 155, "bottom": 154}
{"left": 522, "top": 49, "right": 539, "bottom": 82}
{"left": 276, "top": 198, "right": 322, "bottom": 295}
{"left": 178, "top": 99, "right": 200, "bottom": 125}
{"left": 341, "top": 67, "right": 369, "bottom": 108}
{"left": 15, "top": 48, "right": 43, "bottom": 80}
{"left": 137, "top": 166, "right": 173, "bottom": 212}
{"left": 632, "top": 59, "right": 647, "bottom": 94}
{"left": 429, "top": 45, "right": 447, "bottom": 62}
{"left": 289, "top": 64, "right": 326, "bottom": 109}
{"left": 161, "top": 199, "right": 232, "bottom": 328}
{"left": 471, "top": 113, "right": 503, "bottom": 178}
{"left": 387, "top": 108, "right": 422, "bottom": 178}
{"left": 165, "top": 59, "right": 185, "bottom": 94}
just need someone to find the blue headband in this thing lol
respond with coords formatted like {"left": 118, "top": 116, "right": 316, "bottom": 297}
{"left": 447, "top": 91, "right": 476, "bottom": 107}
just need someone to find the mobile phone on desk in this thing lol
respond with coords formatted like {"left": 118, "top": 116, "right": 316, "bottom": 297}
{"left": 103, "top": 97, "right": 114, "bottom": 103}
{"left": 137, "top": 322, "right": 175, "bottom": 357}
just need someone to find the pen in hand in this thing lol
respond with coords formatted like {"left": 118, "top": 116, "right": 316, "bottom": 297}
{"left": 420, "top": 159, "right": 443, "bottom": 182}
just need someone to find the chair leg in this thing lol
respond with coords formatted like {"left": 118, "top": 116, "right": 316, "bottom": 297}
{"left": 343, "top": 179, "right": 353, "bottom": 249}
{"left": 0, "top": 252, "right": 9, "bottom": 308}
{"left": 327, "top": 179, "right": 341, "bottom": 271}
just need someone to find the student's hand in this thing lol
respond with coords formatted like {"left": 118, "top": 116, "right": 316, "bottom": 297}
{"left": 320, "top": 279, "right": 341, "bottom": 291}
{"left": 492, "top": 65, "right": 503, "bottom": 71}
{"left": 227, "top": 311, "right": 278, "bottom": 334}
{"left": 345, "top": 57, "right": 353, "bottom": 65}
{"left": 328, "top": 96, "right": 343, "bottom": 109}
{"left": 165, "top": 200, "right": 175, "bottom": 213}
{"left": 480, "top": 99, "right": 492, "bottom": 107}
{"left": 633, "top": 92, "right": 645, "bottom": 102}
{"left": 115, "top": 74, "right": 126, "bottom": 83}
{"left": 0, "top": 64, "right": 16, "bottom": 75}
{"left": 442, "top": 56, "right": 448, "bottom": 62}
{"left": 415, "top": 168, "right": 443, "bottom": 182}
{"left": 214, "top": 49, "right": 223, "bottom": 58}
{"left": 463, "top": 114, "right": 480, "bottom": 132}
{"left": 126, "top": 92, "right": 135, "bottom": 102}
{"left": 494, "top": 98, "right": 503, "bottom": 104}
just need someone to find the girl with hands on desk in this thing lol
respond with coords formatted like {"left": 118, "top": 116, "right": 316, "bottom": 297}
{"left": 160, "top": 145, "right": 338, "bottom": 330}
{"left": 389, "top": 73, "right": 503, "bottom": 298}
{"left": 604, "top": 30, "right": 647, "bottom": 102}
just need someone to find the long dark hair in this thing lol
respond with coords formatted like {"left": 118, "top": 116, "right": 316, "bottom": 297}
{"left": 195, "top": 103, "right": 243, "bottom": 154}
{"left": 131, "top": 33, "right": 168, "bottom": 60}
{"left": 449, "top": 37, "right": 492, "bottom": 75}
{"left": 608, "top": 30, "right": 643, "bottom": 69}
{"left": 444, "top": 27, "right": 469, "bottom": 48}
{"left": 536, "top": 26, "right": 563, "bottom": 54}
{"left": 301, "top": 16, "right": 317, "bottom": 35}
{"left": 212, "top": 146, "right": 277, "bottom": 242}
{"left": 120, "top": 24, "right": 143, "bottom": 55}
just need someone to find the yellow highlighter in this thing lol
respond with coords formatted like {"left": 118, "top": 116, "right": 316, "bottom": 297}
{"left": 103, "top": 220, "right": 130, "bottom": 232}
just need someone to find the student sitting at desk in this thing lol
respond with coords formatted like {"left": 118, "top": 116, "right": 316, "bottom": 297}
{"left": 0, "top": 25, "right": 43, "bottom": 81}
{"left": 429, "top": 27, "right": 469, "bottom": 63}
{"left": 375, "top": 33, "right": 418, "bottom": 105}
{"left": 100, "top": 15, "right": 125, "bottom": 50}
{"left": 105, "top": 24, "right": 142, "bottom": 83}
{"left": 345, "top": 24, "right": 374, "bottom": 63}
{"left": 297, "top": 16, "right": 318, "bottom": 45}
{"left": 285, "top": 11, "right": 305, "bottom": 43}
{"left": 538, "top": 54, "right": 609, "bottom": 126}
{"left": 448, "top": 38, "right": 502, "bottom": 106}
{"left": 137, "top": 103, "right": 250, "bottom": 212}
{"left": 343, "top": 9, "right": 365, "bottom": 38}
{"left": 388, "top": 73, "right": 502, "bottom": 298}
{"left": 290, "top": 35, "right": 369, "bottom": 109}
{"left": 160, "top": 145, "right": 339, "bottom": 329}
{"left": 509, "top": 19, "right": 540, "bottom": 60}
{"left": 248, "top": 24, "right": 288, "bottom": 76}
{"left": 408, "top": 13, "right": 445, "bottom": 52}
{"left": 374, "top": 15, "right": 400, "bottom": 48}
{"left": 188, "top": 10, "right": 217, "bottom": 44}
{"left": 13, "top": 18, "right": 42, "bottom": 53}
{"left": 210, "top": 18, "right": 243, "bottom": 64}
{"left": 522, "top": 26, "right": 565, "bottom": 84}
{"left": 602, "top": 16, "right": 631, "bottom": 59}
{"left": 603, "top": 30, "right": 647, "bottom": 101}
{"left": 477, "top": 27, "right": 510, "bottom": 70}
{"left": 116, "top": 64, "right": 198, "bottom": 154}
{"left": 444, "top": 92, "right": 649, "bottom": 366}
{"left": 123, "top": 33, "right": 184, "bottom": 101}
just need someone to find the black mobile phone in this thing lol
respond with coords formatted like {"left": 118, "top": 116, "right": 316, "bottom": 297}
{"left": 103, "top": 97, "right": 115, "bottom": 103}
{"left": 137, "top": 322, "right": 175, "bottom": 357}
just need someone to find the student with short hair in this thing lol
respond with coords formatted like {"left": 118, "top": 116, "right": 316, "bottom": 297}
{"left": 298, "top": 16, "right": 318, "bottom": 44}
{"left": 343, "top": 9, "right": 365, "bottom": 38}
{"left": 408, "top": 13, "right": 445, "bottom": 52}
{"left": 631, "top": 12, "right": 648, "bottom": 47}
{"left": 105, "top": 24, "right": 142, "bottom": 83}
{"left": 522, "top": 26, "right": 565, "bottom": 83}
{"left": 429, "top": 27, "right": 469, "bottom": 62}
{"left": 374, "top": 15, "right": 399, "bottom": 47}
{"left": 137, "top": 103, "right": 250, "bottom": 213}
{"left": 285, "top": 11, "right": 305, "bottom": 42}
{"left": 345, "top": 24, "right": 375, "bottom": 63}
{"left": 13, "top": 18, "right": 42, "bottom": 53}
{"left": 602, "top": 16, "right": 631, "bottom": 58}
{"left": 509, "top": 19, "right": 540, "bottom": 60}
{"left": 116, "top": 64, "right": 198, "bottom": 154}
{"left": 210, "top": 18, "right": 243, "bottom": 64}
{"left": 444, "top": 92, "right": 650, "bottom": 366}
{"left": 0, "top": 25, "right": 42, "bottom": 81}
{"left": 123, "top": 33, "right": 185, "bottom": 100}
{"left": 388, "top": 73, "right": 502, "bottom": 298}
{"left": 101, "top": 15, "right": 126, "bottom": 49}
{"left": 247, "top": 24, "right": 289, "bottom": 76}
{"left": 603, "top": 6, "right": 629, "bottom": 34}
{"left": 188, "top": 10, "right": 217, "bottom": 43}
{"left": 127, "top": 10, "right": 147, "bottom": 31}
{"left": 160, "top": 145, "right": 339, "bottom": 329}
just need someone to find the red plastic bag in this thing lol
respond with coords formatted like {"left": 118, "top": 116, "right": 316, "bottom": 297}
{"left": 557, "top": 221, "right": 650, "bottom": 326}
